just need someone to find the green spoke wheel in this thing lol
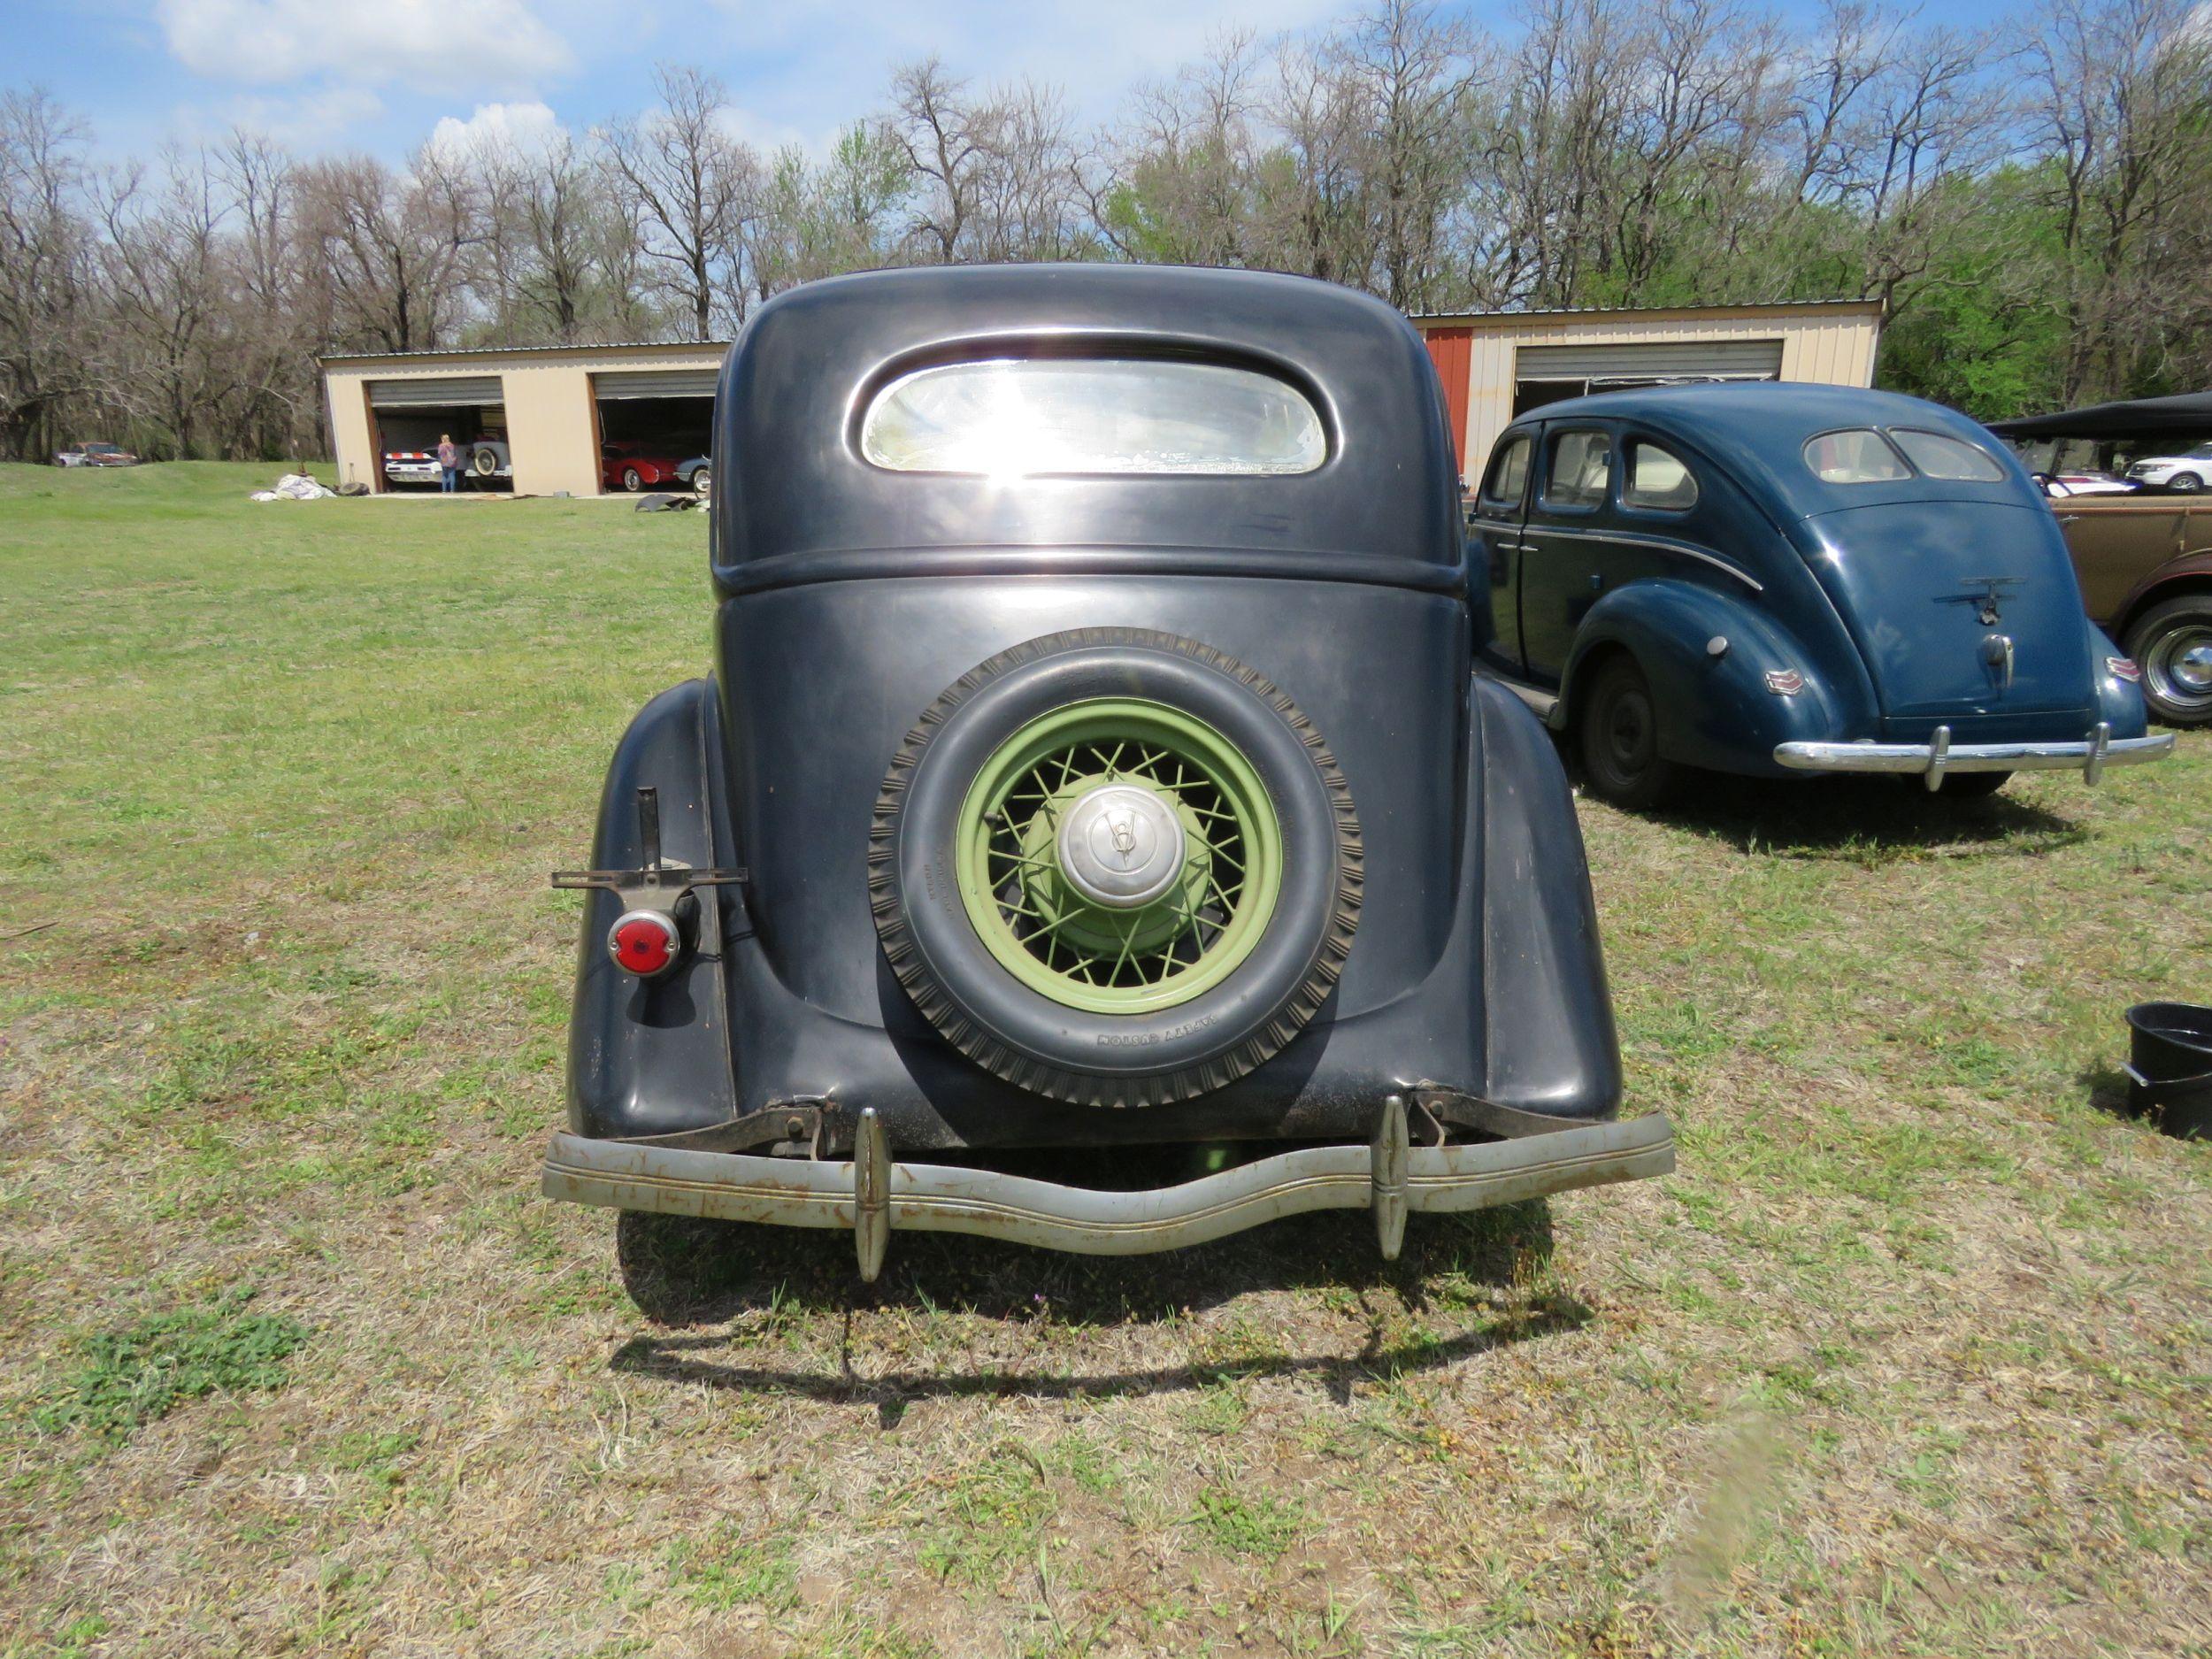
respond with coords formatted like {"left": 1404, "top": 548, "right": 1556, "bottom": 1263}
{"left": 871, "top": 628, "right": 1362, "bottom": 1109}
{"left": 956, "top": 699, "right": 1282, "bottom": 1013}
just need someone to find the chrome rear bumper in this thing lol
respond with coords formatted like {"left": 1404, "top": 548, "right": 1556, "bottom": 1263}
{"left": 1775, "top": 721, "right": 2172, "bottom": 789}
{"left": 542, "top": 1103, "right": 1675, "bottom": 1280}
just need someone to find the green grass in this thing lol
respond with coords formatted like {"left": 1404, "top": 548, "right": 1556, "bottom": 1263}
{"left": 1, "top": 460, "right": 2208, "bottom": 1656}
{"left": 32, "top": 1289, "right": 310, "bottom": 1443}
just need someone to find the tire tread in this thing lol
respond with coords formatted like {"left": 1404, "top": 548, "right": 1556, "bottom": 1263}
{"left": 867, "top": 628, "right": 1363, "bottom": 1108}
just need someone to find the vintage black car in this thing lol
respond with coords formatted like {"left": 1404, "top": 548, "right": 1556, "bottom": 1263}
{"left": 543, "top": 265, "right": 1672, "bottom": 1286}
{"left": 1468, "top": 385, "right": 2171, "bottom": 806}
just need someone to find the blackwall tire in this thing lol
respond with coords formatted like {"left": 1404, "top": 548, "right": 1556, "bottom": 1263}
{"left": 870, "top": 628, "right": 1362, "bottom": 1108}
{"left": 2168, "top": 472, "right": 2202, "bottom": 494}
{"left": 1578, "top": 655, "right": 1680, "bottom": 810}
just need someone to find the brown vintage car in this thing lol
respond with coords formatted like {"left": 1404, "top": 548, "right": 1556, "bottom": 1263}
{"left": 2044, "top": 495, "right": 2212, "bottom": 725}
{"left": 1992, "top": 394, "right": 2212, "bottom": 727}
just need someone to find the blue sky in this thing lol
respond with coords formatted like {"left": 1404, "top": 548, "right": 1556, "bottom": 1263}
{"left": 6, "top": 0, "right": 2020, "bottom": 164}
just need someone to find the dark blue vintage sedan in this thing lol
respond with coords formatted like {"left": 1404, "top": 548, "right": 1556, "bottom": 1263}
{"left": 1468, "top": 383, "right": 2172, "bottom": 806}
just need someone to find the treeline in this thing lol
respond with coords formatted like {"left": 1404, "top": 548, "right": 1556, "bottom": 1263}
{"left": 3, "top": 0, "right": 2207, "bottom": 463}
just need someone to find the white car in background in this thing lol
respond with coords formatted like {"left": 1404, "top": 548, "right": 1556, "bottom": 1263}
{"left": 2126, "top": 441, "right": 2212, "bottom": 492}
{"left": 383, "top": 449, "right": 441, "bottom": 486}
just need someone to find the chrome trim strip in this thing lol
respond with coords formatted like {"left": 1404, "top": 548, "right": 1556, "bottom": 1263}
{"left": 1518, "top": 523, "right": 1763, "bottom": 592}
{"left": 541, "top": 1114, "right": 1675, "bottom": 1259}
{"left": 1775, "top": 729, "right": 2172, "bottom": 780}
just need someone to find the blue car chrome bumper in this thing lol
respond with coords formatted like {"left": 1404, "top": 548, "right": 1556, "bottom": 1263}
{"left": 1775, "top": 721, "right": 2174, "bottom": 789}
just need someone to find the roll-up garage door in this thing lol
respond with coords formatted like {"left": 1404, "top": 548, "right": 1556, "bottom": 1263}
{"left": 595, "top": 369, "right": 718, "bottom": 399}
{"left": 1515, "top": 340, "right": 1783, "bottom": 381}
{"left": 368, "top": 376, "right": 504, "bottom": 408}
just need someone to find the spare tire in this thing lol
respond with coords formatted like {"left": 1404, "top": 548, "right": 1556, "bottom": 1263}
{"left": 869, "top": 628, "right": 1362, "bottom": 1107}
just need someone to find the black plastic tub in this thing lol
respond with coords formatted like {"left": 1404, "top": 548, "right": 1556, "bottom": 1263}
{"left": 2124, "top": 1002, "right": 2212, "bottom": 1140}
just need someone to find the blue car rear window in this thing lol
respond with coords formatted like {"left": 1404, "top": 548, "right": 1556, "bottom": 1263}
{"left": 1804, "top": 429, "right": 1909, "bottom": 484}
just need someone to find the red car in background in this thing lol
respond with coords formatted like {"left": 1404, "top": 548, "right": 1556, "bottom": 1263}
{"left": 600, "top": 442, "right": 685, "bottom": 493}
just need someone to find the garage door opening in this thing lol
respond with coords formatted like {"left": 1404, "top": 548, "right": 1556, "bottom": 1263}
{"left": 592, "top": 370, "right": 716, "bottom": 496}
{"left": 1510, "top": 341, "right": 1784, "bottom": 419}
{"left": 366, "top": 377, "right": 513, "bottom": 493}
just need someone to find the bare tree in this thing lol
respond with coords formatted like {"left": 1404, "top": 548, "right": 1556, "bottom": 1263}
{"left": 296, "top": 150, "right": 479, "bottom": 354}
{"left": 0, "top": 88, "right": 96, "bottom": 460}
{"left": 1085, "top": 34, "right": 1269, "bottom": 266}
{"left": 2024, "top": 0, "right": 2212, "bottom": 398}
{"left": 1344, "top": 0, "right": 1488, "bottom": 311}
{"left": 603, "top": 65, "right": 755, "bottom": 339}
{"left": 888, "top": 59, "right": 993, "bottom": 263}
{"left": 90, "top": 147, "right": 234, "bottom": 456}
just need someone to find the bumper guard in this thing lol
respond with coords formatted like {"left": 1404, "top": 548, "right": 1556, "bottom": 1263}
{"left": 542, "top": 1098, "right": 1676, "bottom": 1280}
{"left": 1775, "top": 720, "right": 2172, "bottom": 790}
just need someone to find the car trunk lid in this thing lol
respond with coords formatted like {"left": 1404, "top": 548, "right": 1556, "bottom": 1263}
{"left": 1796, "top": 499, "right": 2094, "bottom": 730}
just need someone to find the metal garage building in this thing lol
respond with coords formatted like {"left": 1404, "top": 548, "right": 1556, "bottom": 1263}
{"left": 1416, "top": 299, "right": 1883, "bottom": 483}
{"left": 322, "top": 298, "right": 1880, "bottom": 497}
{"left": 321, "top": 340, "right": 728, "bottom": 496}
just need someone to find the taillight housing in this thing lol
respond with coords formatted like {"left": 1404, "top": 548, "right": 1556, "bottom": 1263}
{"left": 2108, "top": 656, "right": 2141, "bottom": 683}
{"left": 608, "top": 910, "right": 682, "bottom": 979}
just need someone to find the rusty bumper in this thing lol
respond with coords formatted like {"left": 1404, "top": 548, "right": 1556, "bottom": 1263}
{"left": 541, "top": 1102, "right": 1675, "bottom": 1280}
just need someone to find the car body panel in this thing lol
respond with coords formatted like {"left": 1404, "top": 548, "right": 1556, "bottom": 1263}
{"left": 2042, "top": 493, "right": 2212, "bottom": 633}
{"left": 1470, "top": 382, "right": 2153, "bottom": 777}
{"left": 564, "top": 263, "right": 1622, "bottom": 1157}
{"left": 1791, "top": 499, "right": 2093, "bottom": 725}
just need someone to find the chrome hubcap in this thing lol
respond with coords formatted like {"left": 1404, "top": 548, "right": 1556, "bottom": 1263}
{"left": 1056, "top": 784, "right": 1187, "bottom": 910}
{"left": 2175, "top": 642, "right": 2212, "bottom": 694}
{"left": 2145, "top": 626, "right": 2212, "bottom": 709}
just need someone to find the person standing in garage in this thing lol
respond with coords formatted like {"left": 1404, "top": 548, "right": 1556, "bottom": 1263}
{"left": 436, "top": 434, "right": 461, "bottom": 494}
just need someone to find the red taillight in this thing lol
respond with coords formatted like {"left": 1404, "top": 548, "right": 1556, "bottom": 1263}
{"left": 608, "top": 910, "right": 681, "bottom": 978}
{"left": 2108, "top": 656, "right": 2141, "bottom": 682}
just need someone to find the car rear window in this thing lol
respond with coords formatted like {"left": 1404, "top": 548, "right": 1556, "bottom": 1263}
{"left": 1803, "top": 429, "right": 1910, "bottom": 484}
{"left": 1889, "top": 428, "right": 2006, "bottom": 481}
{"left": 859, "top": 358, "right": 1327, "bottom": 477}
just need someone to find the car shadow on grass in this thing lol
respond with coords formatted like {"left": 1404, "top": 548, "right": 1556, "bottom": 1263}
{"left": 603, "top": 1196, "right": 1588, "bottom": 1408}
{"left": 1613, "top": 768, "right": 2090, "bottom": 861}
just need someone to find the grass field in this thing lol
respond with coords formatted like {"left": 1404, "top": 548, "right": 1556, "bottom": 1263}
{"left": 2, "top": 461, "right": 2208, "bottom": 1658}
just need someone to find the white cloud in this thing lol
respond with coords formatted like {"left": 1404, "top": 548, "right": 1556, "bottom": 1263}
{"left": 168, "top": 84, "right": 386, "bottom": 149}
{"left": 427, "top": 100, "right": 562, "bottom": 160}
{"left": 155, "top": 0, "right": 572, "bottom": 95}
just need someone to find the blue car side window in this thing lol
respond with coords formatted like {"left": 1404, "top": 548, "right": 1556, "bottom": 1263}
{"left": 1624, "top": 440, "right": 1700, "bottom": 511}
{"left": 1543, "top": 429, "right": 1611, "bottom": 511}
{"left": 1481, "top": 434, "right": 1531, "bottom": 509}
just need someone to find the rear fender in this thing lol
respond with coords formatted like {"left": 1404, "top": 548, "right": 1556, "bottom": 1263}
{"left": 2085, "top": 618, "right": 2152, "bottom": 739}
{"left": 1559, "top": 581, "right": 1865, "bottom": 776}
{"left": 2114, "top": 550, "right": 2212, "bottom": 639}
{"left": 1474, "top": 680, "right": 1623, "bottom": 1117}
{"left": 566, "top": 679, "right": 744, "bottom": 1139}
